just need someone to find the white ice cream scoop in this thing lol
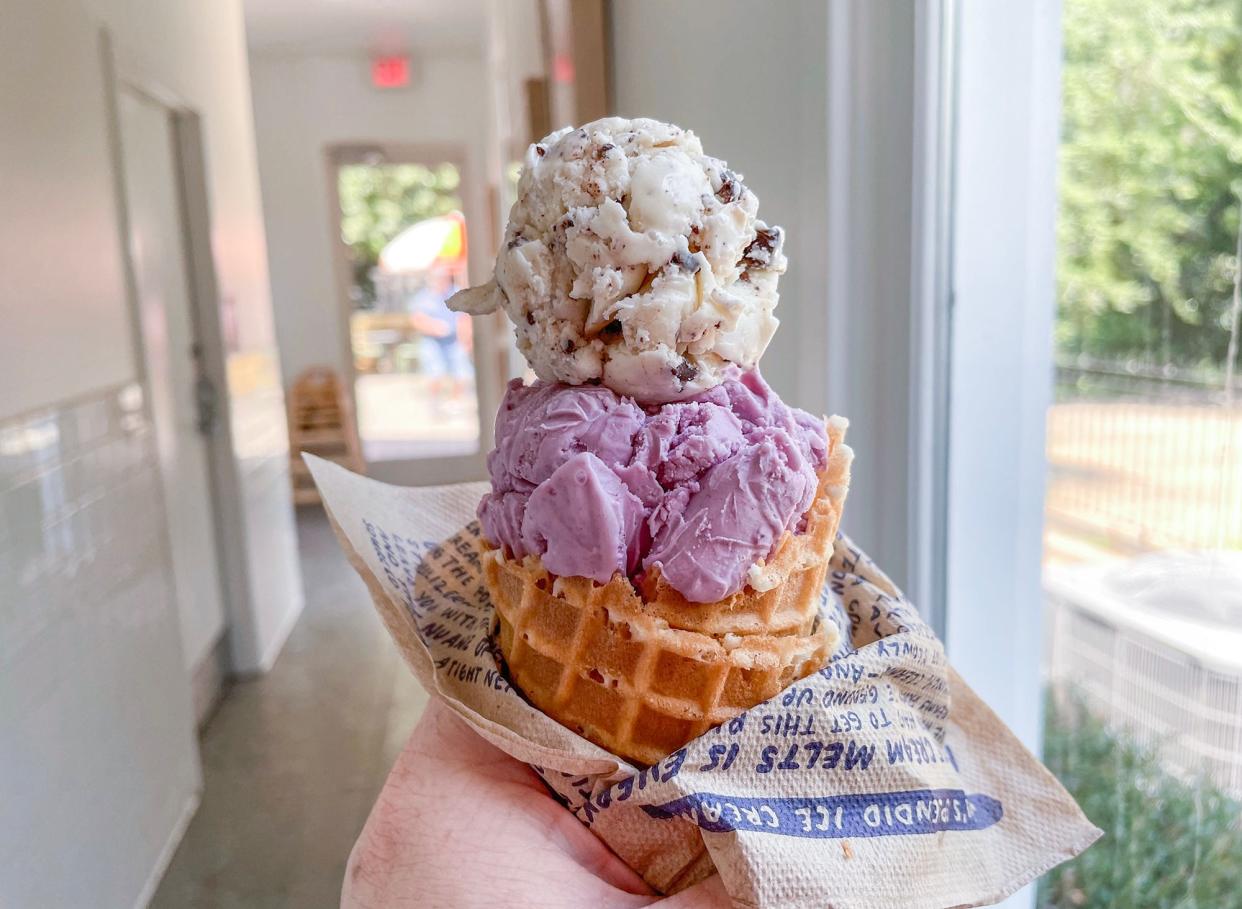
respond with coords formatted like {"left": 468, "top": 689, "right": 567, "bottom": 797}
{"left": 449, "top": 117, "right": 786, "bottom": 403}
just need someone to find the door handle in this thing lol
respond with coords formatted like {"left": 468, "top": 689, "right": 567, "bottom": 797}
{"left": 195, "top": 373, "right": 219, "bottom": 437}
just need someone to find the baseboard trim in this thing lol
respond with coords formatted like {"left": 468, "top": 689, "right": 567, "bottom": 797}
{"left": 190, "top": 633, "right": 229, "bottom": 728}
{"left": 255, "top": 594, "right": 303, "bottom": 675}
{"left": 131, "top": 790, "right": 199, "bottom": 909}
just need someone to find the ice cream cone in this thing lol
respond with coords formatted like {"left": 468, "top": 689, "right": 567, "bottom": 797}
{"left": 485, "top": 417, "right": 852, "bottom": 765}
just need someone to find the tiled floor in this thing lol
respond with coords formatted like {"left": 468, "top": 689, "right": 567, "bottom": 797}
{"left": 151, "top": 508, "right": 428, "bottom": 908}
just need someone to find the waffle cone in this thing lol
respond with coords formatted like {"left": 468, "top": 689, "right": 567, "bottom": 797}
{"left": 486, "top": 416, "right": 852, "bottom": 765}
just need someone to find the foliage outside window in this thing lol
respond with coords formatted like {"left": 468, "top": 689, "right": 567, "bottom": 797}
{"left": 1037, "top": 698, "right": 1242, "bottom": 909}
{"left": 338, "top": 162, "right": 462, "bottom": 307}
{"left": 1057, "top": 0, "right": 1242, "bottom": 369}
{"left": 1043, "top": 1, "right": 1242, "bottom": 906}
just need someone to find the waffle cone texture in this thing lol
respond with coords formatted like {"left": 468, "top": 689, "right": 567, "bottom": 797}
{"left": 484, "top": 416, "right": 852, "bottom": 765}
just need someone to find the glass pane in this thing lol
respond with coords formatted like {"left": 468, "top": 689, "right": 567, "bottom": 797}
{"left": 1040, "top": 2, "right": 1242, "bottom": 905}
{"left": 336, "top": 160, "right": 479, "bottom": 462}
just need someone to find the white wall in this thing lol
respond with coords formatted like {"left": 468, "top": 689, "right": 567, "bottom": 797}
{"left": 0, "top": 3, "right": 200, "bottom": 906}
{"left": 83, "top": 0, "right": 275, "bottom": 356}
{"left": 2, "top": 0, "right": 302, "bottom": 903}
{"left": 85, "top": 0, "right": 305, "bottom": 674}
{"left": 0, "top": 0, "right": 136, "bottom": 421}
{"left": 610, "top": 1, "right": 828, "bottom": 407}
{"left": 610, "top": 0, "right": 920, "bottom": 588}
{"left": 248, "top": 51, "right": 492, "bottom": 390}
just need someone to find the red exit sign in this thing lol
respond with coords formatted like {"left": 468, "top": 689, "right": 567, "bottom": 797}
{"left": 371, "top": 56, "right": 410, "bottom": 89}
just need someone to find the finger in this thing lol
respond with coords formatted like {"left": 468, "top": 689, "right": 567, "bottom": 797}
{"left": 384, "top": 701, "right": 666, "bottom": 904}
{"left": 541, "top": 808, "right": 654, "bottom": 896}
{"left": 423, "top": 702, "right": 654, "bottom": 896}
{"left": 411, "top": 700, "right": 552, "bottom": 795}
{"left": 646, "top": 874, "right": 730, "bottom": 908}
{"left": 573, "top": 840, "right": 654, "bottom": 897}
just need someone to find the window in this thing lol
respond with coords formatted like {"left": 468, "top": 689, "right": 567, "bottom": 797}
{"left": 1038, "top": 1, "right": 1242, "bottom": 904}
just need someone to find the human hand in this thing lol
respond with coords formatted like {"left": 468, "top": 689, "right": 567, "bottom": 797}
{"left": 342, "top": 699, "right": 729, "bottom": 908}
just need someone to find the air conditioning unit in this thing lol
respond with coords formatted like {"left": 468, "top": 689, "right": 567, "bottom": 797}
{"left": 1044, "top": 551, "right": 1242, "bottom": 798}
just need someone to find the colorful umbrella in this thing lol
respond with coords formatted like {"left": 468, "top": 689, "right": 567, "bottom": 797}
{"left": 378, "top": 211, "right": 466, "bottom": 274}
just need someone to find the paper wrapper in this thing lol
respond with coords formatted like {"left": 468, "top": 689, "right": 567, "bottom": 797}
{"left": 307, "top": 456, "right": 1100, "bottom": 909}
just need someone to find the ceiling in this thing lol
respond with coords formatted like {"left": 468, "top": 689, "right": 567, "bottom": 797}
{"left": 243, "top": 0, "right": 489, "bottom": 56}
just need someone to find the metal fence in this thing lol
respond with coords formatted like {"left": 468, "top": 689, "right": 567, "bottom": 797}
{"left": 1045, "top": 356, "right": 1242, "bottom": 799}
{"left": 1045, "top": 357, "right": 1242, "bottom": 554}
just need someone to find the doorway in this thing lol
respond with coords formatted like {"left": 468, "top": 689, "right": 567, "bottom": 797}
{"left": 328, "top": 144, "right": 484, "bottom": 479}
{"left": 116, "top": 86, "right": 228, "bottom": 707}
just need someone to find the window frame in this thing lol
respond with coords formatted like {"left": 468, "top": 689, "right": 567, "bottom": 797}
{"left": 941, "top": 0, "right": 1062, "bottom": 758}
{"left": 929, "top": 4, "right": 1063, "bottom": 906}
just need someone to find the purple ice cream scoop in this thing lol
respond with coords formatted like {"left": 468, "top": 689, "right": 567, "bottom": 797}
{"left": 478, "top": 371, "right": 827, "bottom": 603}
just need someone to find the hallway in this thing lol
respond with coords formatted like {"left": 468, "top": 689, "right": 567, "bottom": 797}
{"left": 151, "top": 510, "right": 427, "bottom": 908}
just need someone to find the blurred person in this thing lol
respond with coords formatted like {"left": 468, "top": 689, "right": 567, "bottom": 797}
{"left": 342, "top": 699, "right": 729, "bottom": 908}
{"left": 409, "top": 269, "right": 474, "bottom": 405}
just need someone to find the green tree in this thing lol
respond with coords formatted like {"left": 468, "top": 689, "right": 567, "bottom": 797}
{"left": 1058, "top": 0, "right": 1242, "bottom": 367}
{"left": 337, "top": 162, "right": 462, "bottom": 306}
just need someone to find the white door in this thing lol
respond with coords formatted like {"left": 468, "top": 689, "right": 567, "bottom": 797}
{"left": 118, "top": 88, "right": 227, "bottom": 673}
